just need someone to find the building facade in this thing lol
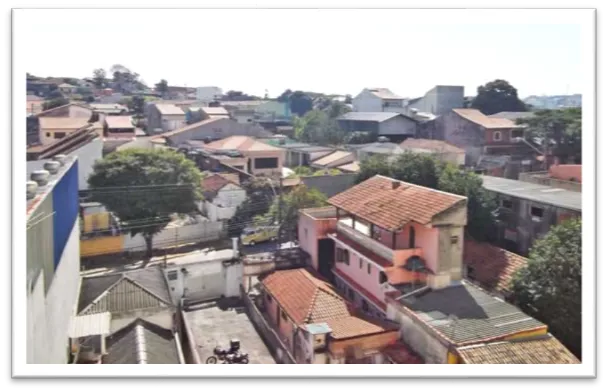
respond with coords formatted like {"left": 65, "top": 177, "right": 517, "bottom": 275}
{"left": 352, "top": 88, "right": 407, "bottom": 113}
{"left": 407, "top": 85, "right": 464, "bottom": 116}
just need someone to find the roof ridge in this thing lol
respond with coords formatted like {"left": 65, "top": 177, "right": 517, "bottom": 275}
{"left": 374, "top": 174, "right": 468, "bottom": 201}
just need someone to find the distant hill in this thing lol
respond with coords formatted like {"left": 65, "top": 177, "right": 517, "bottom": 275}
{"left": 523, "top": 94, "right": 581, "bottom": 109}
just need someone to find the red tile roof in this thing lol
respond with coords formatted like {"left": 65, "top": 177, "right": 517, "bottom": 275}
{"left": 328, "top": 175, "right": 466, "bottom": 231}
{"left": 260, "top": 268, "right": 397, "bottom": 339}
{"left": 463, "top": 239, "right": 529, "bottom": 294}
{"left": 400, "top": 138, "right": 465, "bottom": 154}
{"left": 201, "top": 173, "right": 238, "bottom": 194}
{"left": 453, "top": 109, "right": 521, "bottom": 129}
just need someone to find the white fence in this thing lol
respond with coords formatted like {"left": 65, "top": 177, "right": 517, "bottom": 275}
{"left": 123, "top": 220, "right": 226, "bottom": 252}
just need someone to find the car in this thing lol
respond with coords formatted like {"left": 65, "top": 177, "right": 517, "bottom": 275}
{"left": 240, "top": 226, "right": 279, "bottom": 246}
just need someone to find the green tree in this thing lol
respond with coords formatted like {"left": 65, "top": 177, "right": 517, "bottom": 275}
{"left": 295, "top": 109, "right": 348, "bottom": 145}
{"left": 276, "top": 89, "right": 293, "bottom": 103}
{"left": 344, "top": 94, "right": 353, "bottom": 104}
{"left": 289, "top": 91, "right": 313, "bottom": 117}
{"left": 155, "top": 79, "right": 169, "bottom": 96}
{"left": 93, "top": 68, "right": 106, "bottom": 88}
{"left": 42, "top": 97, "right": 69, "bottom": 111}
{"left": 292, "top": 166, "right": 314, "bottom": 176}
{"left": 87, "top": 149, "right": 202, "bottom": 257}
{"left": 128, "top": 95, "right": 145, "bottom": 116}
{"left": 471, "top": 79, "right": 527, "bottom": 115}
{"left": 313, "top": 168, "right": 341, "bottom": 176}
{"left": 356, "top": 154, "right": 393, "bottom": 183}
{"left": 510, "top": 218, "right": 581, "bottom": 359}
{"left": 516, "top": 108, "right": 582, "bottom": 164}
{"left": 227, "top": 178, "right": 276, "bottom": 237}
{"left": 264, "top": 184, "right": 327, "bottom": 238}
{"left": 326, "top": 100, "right": 352, "bottom": 119}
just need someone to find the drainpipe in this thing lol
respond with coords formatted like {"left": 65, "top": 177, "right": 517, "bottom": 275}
{"left": 174, "top": 332, "right": 186, "bottom": 364}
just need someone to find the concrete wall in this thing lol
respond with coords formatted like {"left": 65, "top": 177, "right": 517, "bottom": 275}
{"left": 387, "top": 302, "right": 448, "bottom": 364}
{"left": 436, "top": 111, "right": 484, "bottom": 166}
{"left": 301, "top": 173, "right": 357, "bottom": 198}
{"left": 123, "top": 220, "right": 225, "bottom": 252}
{"left": 409, "top": 86, "right": 464, "bottom": 116}
{"left": 413, "top": 222, "right": 439, "bottom": 273}
{"left": 68, "top": 138, "right": 103, "bottom": 190}
{"left": 353, "top": 90, "right": 383, "bottom": 112}
{"left": 263, "top": 290, "right": 297, "bottom": 354}
{"left": 28, "top": 220, "right": 81, "bottom": 363}
{"left": 215, "top": 184, "right": 247, "bottom": 208}
{"left": 297, "top": 210, "right": 339, "bottom": 271}
{"left": 378, "top": 116, "right": 418, "bottom": 137}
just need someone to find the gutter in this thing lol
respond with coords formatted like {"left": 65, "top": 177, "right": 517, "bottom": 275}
{"left": 174, "top": 332, "right": 186, "bottom": 364}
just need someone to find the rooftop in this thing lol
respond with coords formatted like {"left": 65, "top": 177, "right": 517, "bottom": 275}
{"left": 337, "top": 161, "right": 360, "bottom": 173}
{"left": 184, "top": 298, "right": 276, "bottom": 364}
{"left": 78, "top": 266, "right": 173, "bottom": 315}
{"left": 452, "top": 109, "right": 521, "bottom": 129}
{"left": 366, "top": 87, "right": 404, "bottom": 100}
{"left": 400, "top": 138, "right": 465, "bottom": 154}
{"left": 204, "top": 135, "right": 283, "bottom": 152}
{"left": 201, "top": 173, "right": 239, "bottom": 195}
{"left": 155, "top": 103, "right": 185, "bottom": 115}
{"left": 153, "top": 117, "right": 224, "bottom": 140}
{"left": 260, "top": 268, "right": 399, "bottom": 340}
{"left": 488, "top": 111, "right": 536, "bottom": 121}
{"left": 105, "top": 115, "right": 134, "bottom": 129}
{"left": 27, "top": 156, "right": 77, "bottom": 217}
{"left": 480, "top": 175, "right": 581, "bottom": 211}
{"left": 338, "top": 111, "right": 403, "bottom": 123}
{"left": 35, "top": 102, "right": 91, "bottom": 117}
{"left": 105, "top": 318, "right": 181, "bottom": 364}
{"left": 463, "top": 239, "right": 528, "bottom": 295}
{"left": 398, "top": 281, "right": 546, "bottom": 345}
{"left": 455, "top": 335, "right": 579, "bottom": 364}
{"left": 328, "top": 175, "right": 467, "bottom": 231}
{"left": 311, "top": 150, "right": 355, "bottom": 167}
{"left": 358, "top": 141, "right": 404, "bottom": 155}
{"left": 39, "top": 117, "right": 90, "bottom": 130}
{"left": 201, "top": 106, "right": 229, "bottom": 116}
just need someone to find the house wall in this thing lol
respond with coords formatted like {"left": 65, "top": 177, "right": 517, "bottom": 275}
{"left": 437, "top": 226, "right": 465, "bottom": 280}
{"left": 68, "top": 137, "right": 103, "bottom": 190}
{"left": 38, "top": 105, "right": 92, "bottom": 119}
{"left": 436, "top": 111, "right": 484, "bottom": 166}
{"left": 353, "top": 90, "right": 383, "bottom": 112}
{"left": 263, "top": 292, "right": 297, "bottom": 353}
{"left": 301, "top": 173, "right": 358, "bottom": 198}
{"left": 205, "top": 201, "right": 237, "bottom": 222}
{"left": 549, "top": 164, "right": 582, "bottom": 182}
{"left": 39, "top": 128, "right": 81, "bottom": 145}
{"left": 409, "top": 86, "right": 464, "bottom": 116}
{"left": 378, "top": 116, "right": 418, "bottom": 137}
{"left": 161, "top": 115, "right": 187, "bottom": 132}
{"left": 386, "top": 302, "right": 448, "bottom": 364}
{"left": 122, "top": 220, "right": 226, "bottom": 252}
{"left": 298, "top": 214, "right": 320, "bottom": 270}
{"left": 80, "top": 235, "right": 123, "bottom": 257}
{"left": 333, "top": 273, "right": 386, "bottom": 320}
{"left": 255, "top": 101, "right": 291, "bottom": 118}
{"left": 328, "top": 331, "right": 399, "bottom": 359}
{"left": 215, "top": 183, "right": 247, "bottom": 207}
{"left": 27, "top": 271, "right": 47, "bottom": 363}
{"left": 248, "top": 150, "right": 285, "bottom": 176}
{"left": 334, "top": 243, "right": 386, "bottom": 308}
{"left": 412, "top": 223, "right": 439, "bottom": 273}
{"left": 166, "top": 118, "right": 264, "bottom": 145}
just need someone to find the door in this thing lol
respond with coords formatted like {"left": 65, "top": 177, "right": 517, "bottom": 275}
{"left": 317, "top": 239, "right": 335, "bottom": 283}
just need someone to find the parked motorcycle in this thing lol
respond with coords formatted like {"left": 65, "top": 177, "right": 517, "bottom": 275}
{"left": 225, "top": 352, "right": 249, "bottom": 364}
{"left": 206, "top": 339, "right": 248, "bottom": 364}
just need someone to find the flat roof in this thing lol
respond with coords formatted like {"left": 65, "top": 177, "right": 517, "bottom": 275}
{"left": 184, "top": 299, "right": 277, "bottom": 364}
{"left": 480, "top": 175, "right": 581, "bottom": 211}
{"left": 165, "top": 249, "right": 237, "bottom": 267}
{"left": 399, "top": 281, "right": 546, "bottom": 345}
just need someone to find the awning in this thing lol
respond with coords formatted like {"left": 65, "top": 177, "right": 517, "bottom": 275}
{"left": 69, "top": 312, "right": 111, "bottom": 338}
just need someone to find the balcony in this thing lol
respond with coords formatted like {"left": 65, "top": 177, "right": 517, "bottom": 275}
{"left": 334, "top": 220, "right": 423, "bottom": 266}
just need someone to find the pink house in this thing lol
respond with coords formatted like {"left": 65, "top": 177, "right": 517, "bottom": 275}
{"left": 298, "top": 175, "right": 468, "bottom": 319}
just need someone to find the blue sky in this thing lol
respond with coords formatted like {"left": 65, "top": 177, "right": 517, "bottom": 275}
{"left": 16, "top": 9, "right": 584, "bottom": 99}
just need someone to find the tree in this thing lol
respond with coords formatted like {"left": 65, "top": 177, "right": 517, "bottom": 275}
{"left": 263, "top": 184, "right": 327, "bottom": 238}
{"left": 111, "top": 64, "right": 141, "bottom": 93}
{"left": 87, "top": 149, "right": 202, "bottom": 258}
{"left": 516, "top": 108, "right": 582, "bottom": 164}
{"left": 289, "top": 91, "right": 313, "bottom": 117}
{"left": 93, "top": 68, "right": 106, "bottom": 88}
{"left": 155, "top": 79, "right": 169, "bottom": 96}
{"left": 42, "top": 97, "right": 69, "bottom": 111}
{"left": 510, "top": 218, "right": 581, "bottom": 359}
{"left": 48, "top": 89, "right": 64, "bottom": 100}
{"left": 292, "top": 166, "right": 314, "bottom": 176}
{"left": 326, "top": 100, "right": 352, "bottom": 119}
{"left": 356, "top": 153, "right": 498, "bottom": 242}
{"left": 276, "top": 89, "right": 293, "bottom": 103}
{"left": 344, "top": 94, "right": 353, "bottom": 104}
{"left": 85, "top": 95, "right": 96, "bottom": 103}
{"left": 471, "top": 79, "right": 527, "bottom": 115}
{"left": 295, "top": 110, "right": 348, "bottom": 145}
{"left": 127, "top": 95, "right": 145, "bottom": 116}
{"left": 227, "top": 177, "right": 276, "bottom": 237}
{"left": 313, "top": 168, "right": 341, "bottom": 176}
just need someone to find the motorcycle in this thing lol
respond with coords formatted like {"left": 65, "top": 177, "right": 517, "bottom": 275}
{"left": 206, "top": 339, "right": 247, "bottom": 364}
{"left": 225, "top": 352, "right": 249, "bottom": 364}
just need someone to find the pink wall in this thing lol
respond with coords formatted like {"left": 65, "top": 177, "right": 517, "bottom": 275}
{"left": 407, "top": 222, "right": 439, "bottom": 273}
{"left": 264, "top": 292, "right": 295, "bottom": 352}
{"left": 335, "top": 244, "right": 385, "bottom": 305}
{"left": 298, "top": 214, "right": 319, "bottom": 270}
{"left": 550, "top": 164, "right": 582, "bottom": 183}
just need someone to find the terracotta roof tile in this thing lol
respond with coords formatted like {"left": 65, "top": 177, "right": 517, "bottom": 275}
{"left": 201, "top": 173, "right": 239, "bottom": 195}
{"left": 311, "top": 150, "right": 354, "bottom": 167}
{"left": 400, "top": 138, "right": 465, "bottom": 154}
{"left": 328, "top": 175, "right": 466, "bottom": 231}
{"left": 456, "top": 335, "right": 580, "bottom": 364}
{"left": 205, "top": 135, "right": 283, "bottom": 152}
{"left": 452, "top": 109, "right": 521, "bottom": 129}
{"left": 463, "top": 239, "right": 528, "bottom": 294}
{"left": 260, "top": 268, "right": 397, "bottom": 340}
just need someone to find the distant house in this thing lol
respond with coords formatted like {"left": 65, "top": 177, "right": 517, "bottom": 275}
{"left": 58, "top": 83, "right": 78, "bottom": 95}
{"left": 489, "top": 111, "right": 536, "bottom": 122}
{"left": 282, "top": 143, "right": 335, "bottom": 167}
{"left": 254, "top": 101, "right": 291, "bottom": 122}
{"left": 186, "top": 106, "right": 230, "bottom": 123}
{"left": 221, "top": 101, "right": 266, "bottom": 124}
{"left": 337, "top": 112, "right": 417, "bottom": 141}
{"left": 196, "top": 86, "right": 223, "bottom": 102}
{"left": 355, "top": 140, "right": 404, "bottom": 162}
{"left": 481, "top": 175, "right": 581, "bottom": 255}
{"left": 400, "top": 138, "right": 466, "bottom": 166}
{"left": 201, "top": 173, "right": 247, "bottom": 222}
{"left": 201, "top": 135, "right": 286, "bottom": 176}
{"left": 38, "top": 117, "right": 93, "bottom": 145}
{"left": 352, "top": 88, "right": 406, "bottom": 113}
{"left": 104, "top": 116, "right": 135, "bottom": 139}
{"left": 147, "top": 103, "right": 186, "bottom": 133}
{"left": 26, "top": 80, "right": 59, "bottom": 97}
{"left": 310, "top": 150, "right": 355, "bottom": 170}
{"left": 337, "top": 161, "right": 360, "bottom": 174}
{"left": 432, "top": 108, "right": 530, "bottom": 167}
{"left": 89, "top": 103, "right": 128, "bottom": 118}
{"left": 406, "top": 85, "right": 464, "bottom": 116}
{"left": 26, "top": 95, "right": 45, "bottom": 116}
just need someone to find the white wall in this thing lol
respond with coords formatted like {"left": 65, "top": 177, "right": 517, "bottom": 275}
{"left": 353, "top": 90, "right": 383, "bottom": 112}
{"left": 69, "top": 138, "right": 103, "bottom": 190}
{"left": 27, "top": 220, "right": 81, "bottom": 364}
{"left": 205, "top": 202, "right": 237, "bottom": 222}
{"left": 123, "top": 220, "right": 225, "bottom": 252}
{"left": 215, "top": 184, "right": 247, "bottom": 208}
{"left": 165, "top": 258, "right": 242, "bottom": 302}
{"left": 196, "top": 86, "right": 223, "bottom": 101}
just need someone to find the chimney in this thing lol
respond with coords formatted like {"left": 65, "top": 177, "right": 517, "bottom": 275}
{"left": 43, "top": 161, "right": 60, "bottom": 175}
{"left": 392, "top": 180, "right": 400, "bottom": 190}
{"left": 53, "top": 154, "right": 67, "bottom": 166}
{"left": 26, "top": 181, "right": 38, "bottom": 200}
{"left": 231, "top": 237, "right": 239, "bottom": 258}
{"left": 30, "top": 170, "right": 50, "bottom": 186}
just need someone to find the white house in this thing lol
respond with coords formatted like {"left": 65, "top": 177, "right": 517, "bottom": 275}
{"left": 352, "top": 88, "right": 407, "bottom": 113}
{"left": 196, "top": 86, "right": 223, "bottom": 102}
{"left": 201, "top": 173, "right": 247, "bottom": 222}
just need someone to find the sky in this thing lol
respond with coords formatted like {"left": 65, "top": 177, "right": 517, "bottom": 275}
{"left": 15, "top": 9, "right": 586, "bottom": 99}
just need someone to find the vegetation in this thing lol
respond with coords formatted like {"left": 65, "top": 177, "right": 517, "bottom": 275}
{"left": 227, "top": 178, "right": 276, "bottom": 237}
{"left": 516, "top": 108, "right": 582, "bottom": 164}
{"left": 110, "top": 64, "right": 145, "bottom": 93}
{"left": 277, "top": 89, "right": 313, "bottom": 117}
{"left": 356, "top": 153, "right": 498, "bottom": 242}
{"left": 42, "top": 97, "right": 69, "bottom": 111}
{"left": 87, "top": 149, "right": 202, "bottom": 257}
{"left": 92, "top": 68, "right": 106, "bottom": 88}
{"left": 294, "top": 109, "right": 348, "bottom": 145}
{"left": 155, "top": 79, "right": 169, "bottom": 96}
{"left": 471, "top": 79, "right": 527, "bottom": 115}
{"left": 313, "top": 168, "right": 342, "bottom": 176}
{"left": 510, "top": 218, "right": 582, "bottom": 359}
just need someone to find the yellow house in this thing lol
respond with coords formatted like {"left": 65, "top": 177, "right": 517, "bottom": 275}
{"left": 80, "top": 202, "right": 124, "bottom": 257}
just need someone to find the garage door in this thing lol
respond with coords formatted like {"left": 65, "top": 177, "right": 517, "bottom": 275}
{"left": 183, "top": 263, "right": 224, "bottom": 302}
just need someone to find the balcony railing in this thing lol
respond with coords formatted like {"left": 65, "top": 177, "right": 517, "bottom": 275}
{"left": 337, "top": 221, "right": 394, "bottom": 262}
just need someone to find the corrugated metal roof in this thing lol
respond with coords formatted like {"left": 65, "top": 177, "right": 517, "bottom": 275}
{"left": 338, "top": 112, "right": 402, "bottom": 122}
{"left": 69, "top": 312, "right": 112, "bottom": 338}
{"left": 105, "top": 319, "right": 180, "bottom": 364}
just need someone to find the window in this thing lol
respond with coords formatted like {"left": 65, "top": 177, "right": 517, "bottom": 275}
{"left": 336, "top": 248, "right": 350, "bottom": 264}
{"left": 493, "top": 131, "right": 502, "bottom": 141}
{"left": 167, "top": 271, "right": 178, "bottom": 281}
{"left": 501, "top": 199, "right": 513, "bottom": 209}
{"left": 281, "top": 310, "right": 287, "bottom": 321}
{"left": 367, "top": 263, "right": 371, "bottom": 274}
{"left": 54, "top": 132, "right": 66, "bottom": 139}
{"left": 531, "top": 206, "right": 544, "bottom": 221}
{"left": 254, "top": 157, "right": 278, "bottom": 169}
{"left": 304, "top": 228, "right": 308, "bottom": 240}
{"left": 450, "top": 236, "right": 459, "bottom": 245}
{"left": 267, "top": 293, "right": 273, "bottom": 303}
{"left": 511, "top": 129, "right": 524, "bottom": 139}
{"left": 466, "top": 265, "right": 476, "bottom": 280}
{"left": 362, "top": 300, "right": 369, "bottom": 313}
{"left": 359, "top": 257, "right": 363, "bottom": 269}
{"left": 409, "top": 226, "right": 416, "bottom": 248}
{"left": 344, "top": 250, "right": 350, "bottom": 265}
{"left": 379, "top": 271, "right": 387, "bottom": 285}
{"left": 45, "top": 132, "right": 51, "bottom": 137}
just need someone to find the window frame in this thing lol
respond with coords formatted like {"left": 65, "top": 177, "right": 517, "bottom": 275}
{"left": 493, "top": 131, "right": 502, "bottom": 142}
{"left": 254, "top": 157, "right": 279, "bottom": 169}
{"left": 379, "top": 271, "right": 387, "bottom": 285}
{"left": 530, "top": 206, "right": 544, "bottom": 222}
